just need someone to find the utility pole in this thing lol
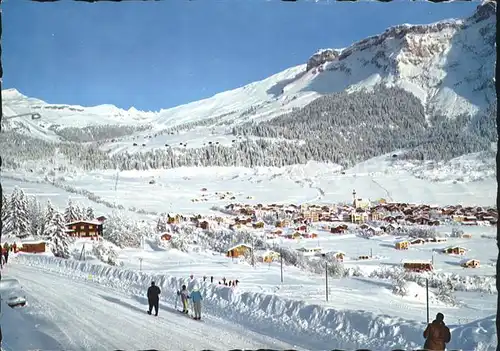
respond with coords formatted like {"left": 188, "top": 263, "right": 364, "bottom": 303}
{"left": 250, "top": 237, "right": 255, "bottom": 268}
{"left": 280, "top": 249, "right": 284, "bottom": 283}
{"left": 426, "top": 278, "right": 430, "bottom": 324}
{"left": 322, "top": 254, "right": 329, "bottom": 302}
{"left": 139, "top": 257, "right": 143, "bottom": 272}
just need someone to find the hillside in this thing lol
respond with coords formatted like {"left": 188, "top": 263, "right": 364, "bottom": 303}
{"left": 1, "top": 1, "right": 496, "bottom": 172}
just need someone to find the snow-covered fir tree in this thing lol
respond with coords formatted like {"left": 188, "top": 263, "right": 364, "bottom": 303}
{"left": 1, "top": 192, "right": 8, "bottom": 231}
{"left": 92, "top": 241, "right": 120, "bottom": 266}
{"left": 436, "top": 278, "right": 458, "bottom": 305}
{"left": 45, "top": 210, "right": 72, "bottom": 258}
{"left": 102, "top": 211, "right": 143, "bottom": 248}
{"left": 64, "top": 199, "right": 81, "bottom": 223}
{"left": 3, "top": 187, "right": 30, "bottom": 238}
{"left": 156, "top": 215, "right": 168, "bottom": 233}
{"left": 86, "top": 206, "right": 95, "bottom": 220}
{"left": 45, "top": 200, "right": 55, "bottom": 226}
{"left": 26, "top": 196, "right": 44, "bottom": 237}
{"left": 392, "top": 273, "right": 410, "bottom": 297}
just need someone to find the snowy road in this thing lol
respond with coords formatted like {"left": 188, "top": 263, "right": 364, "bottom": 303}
{"left": 6, "top": 264, "right": 296, "bottom": 350}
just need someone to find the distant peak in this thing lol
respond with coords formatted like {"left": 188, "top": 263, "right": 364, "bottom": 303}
{"left": 2, "top": 88, "right": 26, "bottom": 99}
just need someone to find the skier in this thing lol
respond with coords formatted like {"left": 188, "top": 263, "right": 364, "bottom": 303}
{"left": 423, "top": 312, "right": 451, "bottom": 351}
{"left": 190, "top": 286, "right": 203, "bottom": 320}
{"left": 2, "top": 246, "right": 8, "bottom": 265}
{"left": 147, "top": 281, "right": 161, "bottom": 316}
{"left": 177, "top": 285, "right": 190, "bottom": 314}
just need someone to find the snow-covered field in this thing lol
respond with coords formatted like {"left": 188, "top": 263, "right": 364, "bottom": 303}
{"left": 2, "top": 153, "right": 495, "bottom": 218}
{"left": 2, "top": 151, "right": 497, "bottom": 350}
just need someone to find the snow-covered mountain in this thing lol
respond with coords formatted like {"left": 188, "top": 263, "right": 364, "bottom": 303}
{"left": 1, "top": 1, "right": 496, "bottom": 171}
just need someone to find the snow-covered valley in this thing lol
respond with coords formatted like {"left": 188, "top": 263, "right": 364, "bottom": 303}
{"left": 1, "top": 1, "right": 497, "bottom": 350}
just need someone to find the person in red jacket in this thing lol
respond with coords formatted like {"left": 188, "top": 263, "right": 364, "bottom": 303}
{"left": 423, "top": 312, "right": 451, "bottom": 351}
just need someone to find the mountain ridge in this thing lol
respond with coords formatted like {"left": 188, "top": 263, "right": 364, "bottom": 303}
{"left": 3, "top": 1, "right": 496, "bottom": 130}
{"left": 1, "top": 1, "right": 496, "bottom": 174}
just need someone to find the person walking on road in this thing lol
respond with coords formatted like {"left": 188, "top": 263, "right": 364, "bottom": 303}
{"left": 147, "top": 281, "right": 161, "bottom": 316}
{"left": 423, "top": 312, "right": 451, "bottom": 351}
{"left": 177, "top": 285, "right": 190, "bottom": 314}
{"left": 190, "top": 286, "right": 203, "bottom": 320}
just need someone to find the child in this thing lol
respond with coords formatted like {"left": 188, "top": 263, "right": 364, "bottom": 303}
{"left": 177, "top": 285, "right": 190, "bottom": 314}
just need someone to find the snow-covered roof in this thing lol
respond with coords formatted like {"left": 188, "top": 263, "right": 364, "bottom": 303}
{"left": 227, "top": 243, "right": 252, "bottom": 251}
{"left": 402, "top": 259, "right": 432, "bottom": 264}
{"left": 66, "top": 220, "right": 103, "bottom": 226}
{"left": 459, "top": 258, "right": 479, "bottom": 264}
{"left": 20, "top": 240, "right": 48, "bottom": 245}
{"left": 395, "top": 239, "right": 410, "bottom": 243}
{"left": 444, "top": 245, "right": 467, "bottom": 250}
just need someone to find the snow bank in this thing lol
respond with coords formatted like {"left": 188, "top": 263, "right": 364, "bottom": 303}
{"left": 12, "top": 254, "right": 497, "bottom": 351}
{"left": 0, "top": 278, "right": 65, "bottom": 351}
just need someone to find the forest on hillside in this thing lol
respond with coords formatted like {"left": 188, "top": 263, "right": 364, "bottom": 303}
{"left": 1, "top": 86, "right": 496, "bottom": 171}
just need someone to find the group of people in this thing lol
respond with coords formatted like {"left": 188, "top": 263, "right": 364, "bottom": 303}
{"left": 146, "top": 281, "right": 204, "bottom": 320}
{"left": 146, "top": 281, "right": 452, "bottom": 351}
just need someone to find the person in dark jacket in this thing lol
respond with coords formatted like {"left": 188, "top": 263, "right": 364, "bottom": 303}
{"left": 423, "top": 312, "right": 451, "bottom": 351}
{"left": 147, "top": 281, "right": 161, "bottom": 316}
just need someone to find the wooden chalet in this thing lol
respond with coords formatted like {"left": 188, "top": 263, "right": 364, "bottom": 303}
{"left": 17, "top": 240, "right": 47, "bottom": 254}
{"left": 330, "top": 225, "right": 348, "bottom": 234}
{"left": 402, "top": 260, "right": 433, "bottom": 272}
{"left": 66, "top": 219, "right": 103, "bottom": 239}
{"left": 258, "top": 250, "right": 280, "bottom": 263}
{"left": 460, "top": 258, "right": 480, "bottom": 268}
{"left": 395, "top": 240, "right": 410, "bottom": 250}
{"left": 160, "top": 232, "right": 172, "bottom": 241}
{"left": 410, "top": 238, "right": 426, "bottom": 245}
{"left": 226, "top": 243, "right": 252, "bottom": 258}
{"left": 297, "top": 247, "right": 322, "bottom": 256}
{"left": 442, "top": 246, "right": 467, "bottom": 255}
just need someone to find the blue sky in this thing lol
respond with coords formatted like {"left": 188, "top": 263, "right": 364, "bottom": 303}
{"left": 4, "top": 0, "right": 478, "bottom": 111}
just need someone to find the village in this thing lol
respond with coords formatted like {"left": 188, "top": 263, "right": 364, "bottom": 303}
{"left": 2, "top": 190, "right": 496, "bottom": 274}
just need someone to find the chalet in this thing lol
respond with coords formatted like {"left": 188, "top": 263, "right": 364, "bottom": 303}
{"left": 410, "top": 238, "right": 426, "bottom": 245}
{"left": 329, "top": 251, "right": 346, "bottom": 262}
{"left": 160, "top": 233, "right": 172, "bottom": 241}
{"left": 66, "top": 220, "right": 103, "bottom": 239}
{"left": 226, "top": 243, "right": 252, "bottom": 258}
{"left": 199, "top": 221, "right": 209, "bottom": 230}
{"left": 258, "top": 250, "right": 280, "bottom": 263}
{"left": 17, "top": 240, "right": 47, "bottom": 254}
{"left": 426, "top": 237, "right": 447, "bottom": 243}
{"left": 402, "top": 260, "right": 433, "bottom": 272}
{"left": 413, "top": 216, "right": 430, "bottom": 225}
{"left": 271, "top": 229, "right": 283, "bottom": 235}
{"left": 395, "top": 240, "right": 410, "bottom": 250}
{"left": 297, "top": 247, "right": 322, "bottom": 256}
{"left": 331, "top": 225, "right": 347, "bottom": 234}
{"left": 284, "top": 232, "right": 302, "bottom": 240}
{"left": 366, "top": 226, "right": 383, "bottom": 236}
{"left": 301, "top": 232, "right": 318, "bottom": 239}
{"left": 460, "top": 258, "right": 480, "bottom": 268}
{"left": 462, "top": 216, "right": 477, "bottom": 225}
{"left": 350, "top": 212, "right": 368, "bottom": 224}
{"left": 96, "top": 216, "right": 107, "bottom": 222}
{"left": 442, "top": 246, "right": 467, "bottom": 255}
{"left": 167, "top": 214, "right": 181, "bottom": 224}
{"left": 252, "top": 221, "right": 265, "bottom": 229}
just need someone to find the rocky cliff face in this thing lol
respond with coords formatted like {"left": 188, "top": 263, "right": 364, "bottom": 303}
{"left": 306, "top": 48, "right": 341, "bottom": 71}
